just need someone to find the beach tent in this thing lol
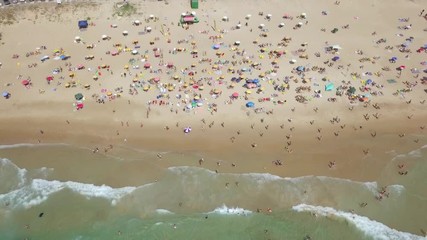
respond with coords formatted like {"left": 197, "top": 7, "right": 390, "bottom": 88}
{"left": 325, "top": 83, "right": 334, "bottom": 91}
{"left": 75, "top": 93, "right": 84, "bottom": 100}
{"left": 246, "top": 101, "right": 255, "bottom": 108}
{"left": 78, "top": 20, "right": 88, "bottom": 29}
{"left": 191, "top": 0, "right": 198, "bottom": 9}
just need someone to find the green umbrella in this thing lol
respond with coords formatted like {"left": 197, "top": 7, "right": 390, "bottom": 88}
{"left": 75, "top": 93, "right": 84, "bottom": 100}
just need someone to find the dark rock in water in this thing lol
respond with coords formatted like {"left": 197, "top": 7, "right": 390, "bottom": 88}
{"left": 39, "top": 212, "right": 44, "bottom": 218}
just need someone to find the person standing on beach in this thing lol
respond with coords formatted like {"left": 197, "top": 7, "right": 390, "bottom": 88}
{"left": 420, "top": 9, "right": 425, "bottom": 16}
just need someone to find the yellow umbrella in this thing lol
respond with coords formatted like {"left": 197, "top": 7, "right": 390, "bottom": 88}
{"left": 143, "top": 86, "right": 150, "bottom": 91}
{"left": 69, "top": 73, "right": 75, "bottom": 78}
{"left": 124, "top": 65, "right": 129, "bottom": 70}
{"left": 245, "top": 90, "right": 252, "bottom": 94}
{"left": 64, "top": 83, "right": 71, "bottom": 88}
{"left": 194, "top": 96, "right": 200, "bottom": 100}
{"left": 259, "top": 73, "right": 265, "bottom": 78}
{"left": 133, "top": 78, "right": 139, "bottom": 82}
{"left": 168, "top": 86, "right": 174, "bottom": 91}
{"left": 199, "top": 86, "right": 204, "bottom": 90}
{"left": 173, "top": 75, "right": 179, "bottom": 80}
{"left": 107, "top": 92, "right": 112, "bottom": 96}
{"left": 93, "top": 75, "right": 98, "bottom": 80}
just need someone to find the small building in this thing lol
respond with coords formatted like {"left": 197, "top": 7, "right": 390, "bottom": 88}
{"left": 191, "top": 0, "right": 198, "bottom": 9}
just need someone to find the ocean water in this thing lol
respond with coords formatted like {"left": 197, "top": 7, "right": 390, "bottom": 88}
{"left": 0, "top": 144, "right": 426, "bottom": 240}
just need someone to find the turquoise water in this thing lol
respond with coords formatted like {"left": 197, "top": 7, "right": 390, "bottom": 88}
{"left": 1, "top": 144, "right": 426, "bottom": 240}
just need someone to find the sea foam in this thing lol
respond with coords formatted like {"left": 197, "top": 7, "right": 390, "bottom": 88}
{"left": 209, "top": 205, "right": 252, "bottom": 215}
{"left": 0, "top": 178, "right": 136, "bottom": 209}
{"left": 292, "top": 204, "right": 423, "bottom": 240}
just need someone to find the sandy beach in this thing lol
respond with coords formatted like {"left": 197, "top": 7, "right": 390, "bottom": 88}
{"left": 0, "top": 0, "right": 426, "bottom": 239}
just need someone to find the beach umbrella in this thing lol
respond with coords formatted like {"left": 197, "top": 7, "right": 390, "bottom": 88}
{"left": 234, "top": 41, "right": 240, "bottom": 46}
{"left": 2, "top": 91, "right": 10, "bottom": 98}
{"left": 149, "top": 14, "right": 155, "bottom": 19}
{"left": 212, "top": 44, "right": 220, "bottom": 50}
{"left": 184, "top": 127, "right": 192, "bottom": 133}
{"left": 122, "top": 31, "right": 129, "bottom": 36}
{"left": 259, "top": 24, "right": 265, "bottom": 29}
{"left": 266, "top": 14, "right": 272, "bottom": 19}
{"left": 325, "top": 83, "right": 334, "bottom": 91}
{"left": 245, "top": 14, "right": 252, "bottom": 20}
{"left": 348, "top": 86, "right": 356, "bottom": 94}
{"left": 301, "top": 13, "right": 307, "bottom": 18}
{"left": 101, "top": 35, "right": 108, "bottom": 40}
{"left": 144, "top": 63, "right": 151, "bottom": 68}
{"left": 290, "top": 59, "right": 297, "bottom": 64}
{"left": 232, "top": 92, "right": 239, "bottom": 98}
{"left": 222, "top": 16, "right": 228, "bottom": 21}
{"left": 246, "top": 101, "right": 255, "bottom": 108}
{"left": 279, "top": 23, "right": 285, "bottom": 28}
{"left": 46, "top": 76, "right": 54, "bottom": 81}
{"left": 245, "top": 90, "right": 252, "bottom": 94}
{"left": 296, "top": 66, "right": 305, "bottom": 71}
{"left": 236, "top": 24, "right": 242, "bottom": 29}
{"left": 76, "top": 102, "right": 84, "bottom": 110}
{"left": 332, "top": 56, "right": 340, "bottom": 61}
{"left": 75, "top": 93, "right": 84, "bottom": 100}
{"left": 134, "top": 20, "right": 141, "bottom": 25}
{"left": 146, "top": 27, "right": 152, "bottom": 32}
{"left": 21, "top": 80, "right": 30, "bottom": 86}
{"left": 75, "top": 36, "right": 81, "bottom": 41}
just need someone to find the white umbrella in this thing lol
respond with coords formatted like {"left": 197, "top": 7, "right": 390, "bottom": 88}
{"left": 181, "top": 12, "right": 186, "bottom": 16}
{"left": 279, "top": 23, "right": 285, "bottom": 28}
{"left": 266, "top": 14, "right": 272, "bottom": 19}
{"left": 146, "top": 27, "right": 152, "bottom": 32}
{"left": 132, "top": 50, "right": 138, "bottom": 55}
{"left": 149, "top": 14, "right": 154, "bottom": 19}
{"left": 246, "top": 14, "right": 252, "bottom": 19}
{"left": 297, "top": 22, "right": 303, "bottom": 26}
{"left": 301, "top": 13, "right": 307, "bottom": 18}
{"left": 259, "top": 24, "right": 265, "bottom": 29}
{"left": 236, "top": 24, "right": 242, "bottom": 29}
{"left": 122, "top": 31, "right": 128, "bottom": 36}
{"left": 111, "top": 24, "right": 118, "bottom": 28}
{"left": 101, "top": 35, "right": 108, "bottom": 40}
{"left": 75, "top": 36, "right": 81, "bottom": 40}
{"left": 134, "top": 20, "right": 140, "bottom": 25}
{"left": 290, "top": 59, "right": 297, "bottom": 64}
{"left": 191, "top": 11, "right": 196, "bottom": 16}
{"left": 222, "top": 16, "right": 228, "bottom": 21}
{"left": 234, "top": 41, "right": 241, "bottom": 46}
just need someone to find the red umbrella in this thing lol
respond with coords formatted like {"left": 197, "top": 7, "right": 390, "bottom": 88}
{"left": 144, "top": 63, "right": 151, "bottom": 68}
{"left": 46, "top": 76, "right": 54, "bottom": 81}
{"left": 399, "top": 65, "right": 406, "bottom": 70}
{"left": 232, "top": 92, "right": 239, "bottom": 98}
{"left": 76, "top": 103, "right": 84, "bottom": 109}
{"left": 21, "top": 80, "right": 30, "bottom": 85}
{"left": 153, "top": 77, "right": 160, "bottom": 82}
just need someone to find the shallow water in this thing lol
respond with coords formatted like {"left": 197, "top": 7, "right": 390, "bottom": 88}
{"left": 0, "top": 144, "right": 426, "bottom": 239}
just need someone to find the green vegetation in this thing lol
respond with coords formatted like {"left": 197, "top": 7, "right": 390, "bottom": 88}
{"left": 113, "top": 2, "right": 137, "bottom": 17}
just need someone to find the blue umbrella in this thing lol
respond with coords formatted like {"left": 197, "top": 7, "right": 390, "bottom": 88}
{"left": 246, "top": 101, "right": 255, "bottom": 108}
{"left": 2, "top": 91, "right": 9, "bottom": 97}
{"left": 366, "top": 79, "right": 373, "bottom": 85}
{"left": 332, "top": 56, "right": 340, "bottom": 61}
{"left": 252, "top": 79, "right": 260, "bottom": 84}
{"left": 296, "top": 66, "right": 305, "bottom": 71}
